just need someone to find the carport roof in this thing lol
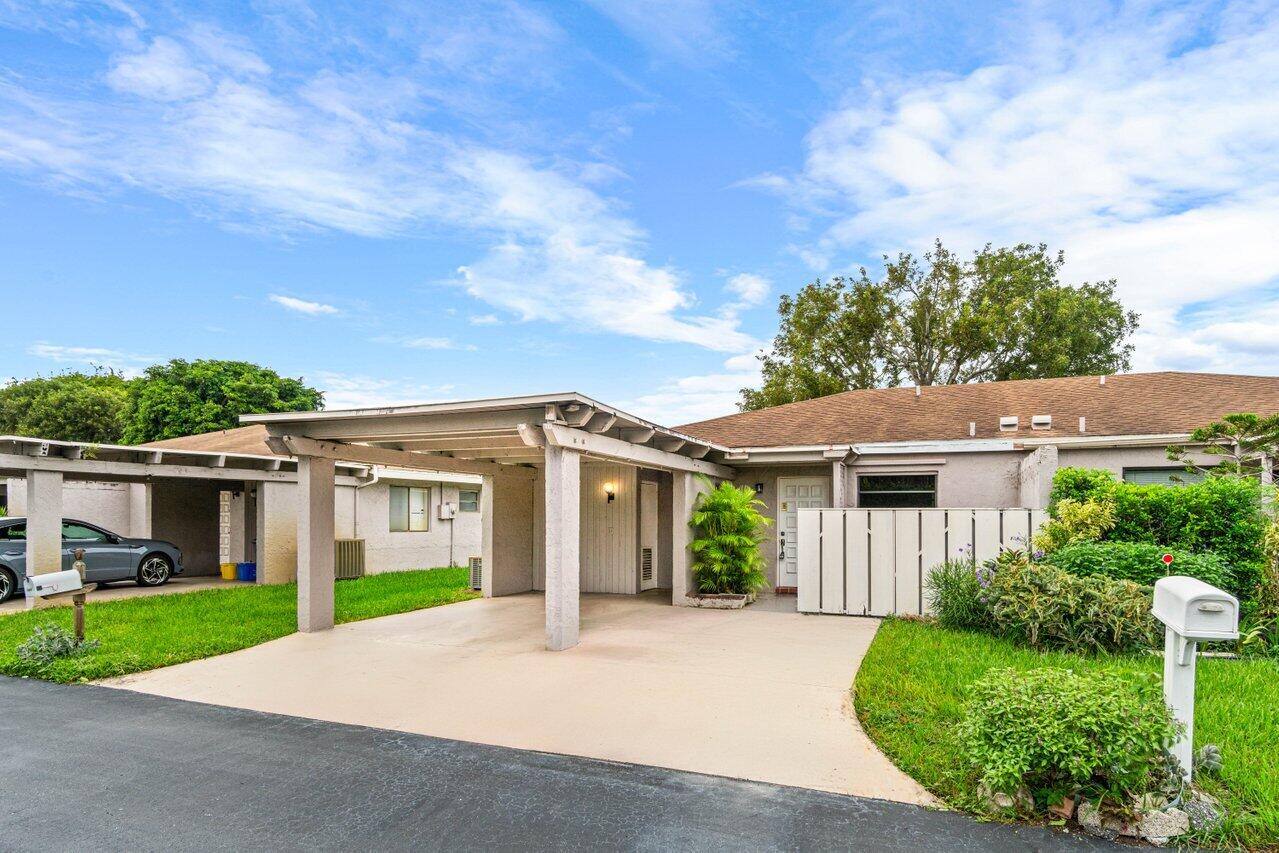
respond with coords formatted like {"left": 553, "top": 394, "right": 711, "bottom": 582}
{"left": 241, "top": 392, "right": 736, "bottom": 478}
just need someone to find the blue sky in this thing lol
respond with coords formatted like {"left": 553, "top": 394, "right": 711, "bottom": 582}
{"left": 2, "top": 0, "right": 1277, "bottom": 424}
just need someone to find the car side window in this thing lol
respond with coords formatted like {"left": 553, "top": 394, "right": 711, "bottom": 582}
{"left": 0, "top": 523, "right": 25, "bottom": 541}
{"left": 62, "top": 523, "right": 107, "bottom": 542}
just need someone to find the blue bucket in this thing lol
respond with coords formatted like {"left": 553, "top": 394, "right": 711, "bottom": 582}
{"left": 235, "top": 562, "right": 257, "bottom": 582}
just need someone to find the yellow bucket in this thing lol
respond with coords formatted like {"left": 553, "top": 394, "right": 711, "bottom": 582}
{"left": 219, "top": 563, "right": 238, "bottom": 581}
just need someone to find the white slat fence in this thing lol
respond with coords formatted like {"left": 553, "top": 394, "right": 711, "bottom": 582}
{"left": 797, "top": 508, "right": 1047, "bottom": 616}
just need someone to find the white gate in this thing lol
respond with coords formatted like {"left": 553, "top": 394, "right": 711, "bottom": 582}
{"left": 796, "top": 508, "right": 1047, "bottom": 616}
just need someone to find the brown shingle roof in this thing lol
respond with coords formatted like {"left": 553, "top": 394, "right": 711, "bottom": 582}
{"left": 142, "top": 424, "right": 281, "bottom": 456}
{"left": 676, "top": 372, "right": 1279, "bottom": 448}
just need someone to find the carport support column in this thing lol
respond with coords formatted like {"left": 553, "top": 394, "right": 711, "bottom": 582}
{"left": 24, "top": 470, "right": 63, "bottom": 610}
{"left": 128, "top": 482, "right": 152, "bottom": 538}
{"left": 671, "top": 471, "right": 697, "bottom": 606}
{"left": 543, "top": 444, "right": 580, "bottom": 651}
{"left": 296, "top": 455, "right": 335, "bottom": 633}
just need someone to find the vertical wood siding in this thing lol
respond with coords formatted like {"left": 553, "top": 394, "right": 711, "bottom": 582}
{"left": 797, "top": 508, "right": 1047, "bottom": 616}
{"left": 579, "top": 463, "right": 638, "bottom": 594}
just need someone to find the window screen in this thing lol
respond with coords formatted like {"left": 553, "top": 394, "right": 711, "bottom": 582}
{"left": 857, "top": 474, "right": 937, "bottom": 508}
{"left": 390, "top": 485, "right": 430, "bottom": 532}
{"left": 459, "top": 489, "right": 480, "bottom": 512}
{"left": 1122, "top": 467, "right": 1207, "bottom": 486}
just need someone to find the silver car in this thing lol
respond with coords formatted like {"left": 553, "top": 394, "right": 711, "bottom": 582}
{"left": 0, "top": 517, "right": 184, "bottom": 602}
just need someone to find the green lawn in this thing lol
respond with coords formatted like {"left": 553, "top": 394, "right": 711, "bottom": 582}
{"left": 855, "top": 618, "right": 1279, "bottom": 850}
{"left": 0, "top": 568, "right": 478, "bottom": 684}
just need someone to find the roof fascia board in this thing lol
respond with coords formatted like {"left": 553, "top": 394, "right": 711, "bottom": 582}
{"left": 542, "top": 423, "right": 735, "bottom": 479}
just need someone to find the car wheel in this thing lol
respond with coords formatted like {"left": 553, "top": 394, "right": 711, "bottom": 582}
{"left": 137, "top": 554, "right": 173, "bottom": 587}
{"left": 0, "top": 568, "right": 15, "bottom": 602}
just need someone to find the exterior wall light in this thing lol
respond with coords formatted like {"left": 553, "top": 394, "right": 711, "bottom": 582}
{"left": 603, "top": 482, "right": 616, "bottom": 502}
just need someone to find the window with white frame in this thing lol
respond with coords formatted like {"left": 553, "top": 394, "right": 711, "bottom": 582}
{"left": 389, "top": 485, "right": 431, "bottom": 532}
{"left": 857, "top": 474, "right": 937, "bottom": 508}
{"left": 1122, "top": 467, "right": 1207, "bottom": 486}
{"left": 458, "top": 489, "right": 480, "bottom": 512}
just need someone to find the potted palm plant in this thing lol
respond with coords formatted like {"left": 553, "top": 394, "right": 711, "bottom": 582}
{"left": 687, "top": 478, "right": 771, "bottom": 609}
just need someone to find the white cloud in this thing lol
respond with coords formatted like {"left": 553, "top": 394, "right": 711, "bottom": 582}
{"left": 725, "top": 272, "right": 770, "bottom": 307}
{"left": 107, "top": 37, "right": 211, "bottom": 101}
{"left": 374, "top": 335, "right": 477, "bottom": 351}
{"left": 314, "top": 371, "right": 456, "bottom": 410}
{"left": 583, "top": 0, "right": 733, "bottom": 64}
{"left": 26, "top": 342, "right": 156, "bottom": 377}
{"left": 626, "top": 351, "right": 764, "bottom": 425}
{"left": 0, "top": 25, "right": 756, "bottom": 353}
{"left": 469, "top": 313, "right": 502, "bottom": 325}
{"left": 770, "top": 2, "right": 1279, "bottom": 373}
{"left": 269, "top": 294, "right": 338, "bottom": 315}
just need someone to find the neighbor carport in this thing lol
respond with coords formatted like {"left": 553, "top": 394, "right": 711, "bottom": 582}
{"left": 0, "top": 435, "right": 368, "bottom": 607}
{"left": 243, "top": 394, "right": 739, "bottom": 650}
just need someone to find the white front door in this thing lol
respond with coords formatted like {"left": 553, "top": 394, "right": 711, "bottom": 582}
{"left": 777, "top": 478, "right": 829, "bottom": 588}
{"left": 639, "top": 480, "right": 659, "bottom": 591}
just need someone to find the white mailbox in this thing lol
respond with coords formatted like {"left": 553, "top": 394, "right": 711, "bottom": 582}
{"left": 1153, "top": 576, "right": 1239, "bottom": 642}
{"left": 24, "top": 569, "right": 85, "bottom": 599}
{"left": 1152, "top": 576, "right": 1239, "bottom": 783}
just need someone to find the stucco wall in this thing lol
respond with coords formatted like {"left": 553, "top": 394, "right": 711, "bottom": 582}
{"left": 490, "top": 472, "right": 535, "bottom": 596}
{"left": 4, "top": 478, "right": 133, "bottom": 532}
{"left": 356, "top": 479, "right": 484, "bottom": 573}
{"left": 151, "top": 481, "right": 222, "bottom": 577}
{"left": 1056, "top": 446, "right": 1209, "bottom": 478}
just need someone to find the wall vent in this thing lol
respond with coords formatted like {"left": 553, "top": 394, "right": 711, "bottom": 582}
{"left": 999, "top": 416, "right": 1019, "bottom": 431}
{"left": 641, "top": 547, "right": 654, "bottom": 583}
{"left": 468, "top": 556, "right": 483, "bottom": 590}
{"left": 1031, "top": 415, "right": 1052, "bottom": 430}
{"left": 334, "top": 539, "right": 366, "bottom": 579}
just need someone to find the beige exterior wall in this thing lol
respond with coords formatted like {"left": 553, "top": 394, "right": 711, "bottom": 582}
{"left": 533, "top": 462, "right": 646, "bottom": 594}
{"left": 1056, "top": 445, "right": 1195, "bottom": 478}
{"left": 4, "top": 478, "right": 133, "bottom": 531}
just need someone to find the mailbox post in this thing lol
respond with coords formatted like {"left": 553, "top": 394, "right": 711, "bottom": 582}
{"left": 1151, "top": 576, "right": 1239, "bottom": 782}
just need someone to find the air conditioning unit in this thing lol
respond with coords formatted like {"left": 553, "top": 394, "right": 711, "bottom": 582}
{"left": 334, "top": 539, "right": 366, "bottom": 579}
{"left": 468, "top": 556, "right": 483, "bottom": 591}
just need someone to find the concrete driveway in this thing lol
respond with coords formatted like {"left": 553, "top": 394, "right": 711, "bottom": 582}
{"left": 1, "top": 576, "right": 229, "bottom": 615}
{"left": 106, "top": 591, "right": 932, "bottom": 804}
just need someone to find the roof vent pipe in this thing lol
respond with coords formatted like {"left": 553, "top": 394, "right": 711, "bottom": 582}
{"left": 1079, "top": 416, "right": 1087, "bottom": 433}
{"left": 1099, "top": 375, "right": 1106, "bottom": 385}
{"left": 915, "top": 385, "right": 922, "bottom": 397}
{"left": 969, "top": 421, "right": 976, "bottom": 437}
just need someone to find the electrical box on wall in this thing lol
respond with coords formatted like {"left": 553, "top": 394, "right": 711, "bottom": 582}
{"left": 438, "top": 501, "right": 457, "bottom": 520}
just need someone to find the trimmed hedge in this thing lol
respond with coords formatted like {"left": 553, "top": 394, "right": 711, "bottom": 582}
{"left": 1049, "top": 541, "right": 1236, "bottom": 596}
{"left": 1048, "top": 468, "right": 1268, "bottom": 597}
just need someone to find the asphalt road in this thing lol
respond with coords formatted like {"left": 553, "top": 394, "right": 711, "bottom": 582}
{"left": 1, "top": 677, "right": 1123, "bottom": 852}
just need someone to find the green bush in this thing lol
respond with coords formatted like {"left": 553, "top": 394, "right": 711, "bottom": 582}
{"left": 988, "top": 561, "right": 1160, "bottom": 653}
{"left": 1049, "top": 467, "right": 1118, "bottom": 510}
{"left": 689, "top": 479, "right": 770, "bottom": 595}
{"left": 16, "top": 623, "right": 99, "bottom": 667}
{"left": 1033, "top": 497, "right": 1115, "bottom": 552}
{"left": 958, "top": 667, "right": 1180, "bottom": 805}
{"left": 1049, "top": 541, "right": 1235, "bottom": 592}
{"left": 1048, "top": 468, "right": 1268, "bottom": 597}
{"left": 925, "top": 559, "right": 991, "bottom": 631}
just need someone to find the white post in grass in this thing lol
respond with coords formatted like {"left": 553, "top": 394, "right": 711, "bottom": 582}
{"left": 1151, "top": 574, "right": 1239, "bottom": 782}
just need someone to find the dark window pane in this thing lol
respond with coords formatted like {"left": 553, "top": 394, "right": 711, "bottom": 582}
{"left": 858, "top": 490, "right": 936, "bottom": 508}
{"left": 1122, "top": 467, "right": 1207, "bottom": 486}
{"left": 1, "top": 523, "right": 26, "bottom": 541}
{"left": 62, "top": 523, "right": 107, "bottom": 541}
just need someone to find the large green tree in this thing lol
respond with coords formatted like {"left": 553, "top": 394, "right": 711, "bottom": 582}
{"left": 740, "top": 241, "right": 1139, "bottom": 410}
{"left": 0, "top": 371, "right": 132, "bottom": 443}
{"left": 122, "top": 359, "right": 324, "bottom": 443}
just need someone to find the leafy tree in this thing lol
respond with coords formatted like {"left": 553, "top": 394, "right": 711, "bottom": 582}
{"left": 0, "top": 370, "right": 132, "bottom": 443}
{"left": 1166, "top": 413, "right": 1279, "bottom": 479}
{"left": 688, "top": 478, "right": 771, "bottom": 595}
{"left": 741, "top": 241, "right": 1139, "bottom": 410}
{"left": 122, "top": 359, "right": 323, "bottom": 443}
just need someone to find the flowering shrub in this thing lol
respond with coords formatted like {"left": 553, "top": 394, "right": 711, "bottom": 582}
{"left": 1033, "top": 498, "right": 1115, "bottom": 553}
{"left": 925, "top": 559, "right": 990, "bottom": 630}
